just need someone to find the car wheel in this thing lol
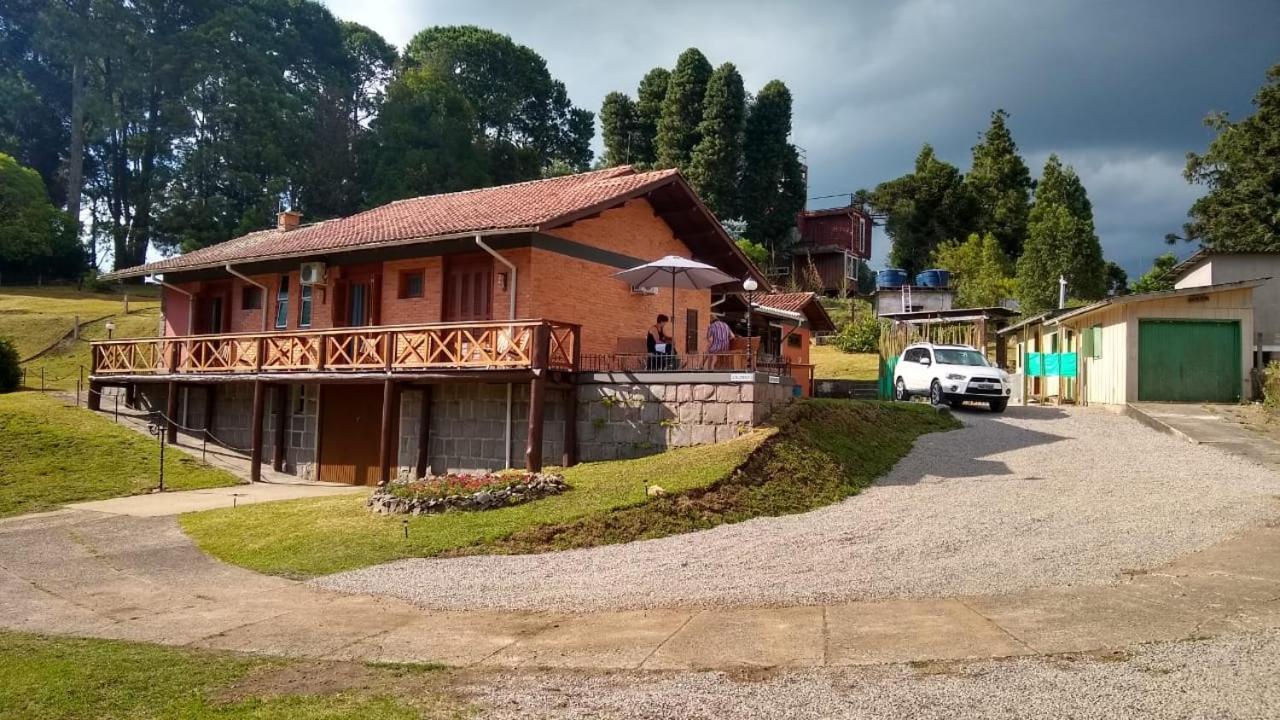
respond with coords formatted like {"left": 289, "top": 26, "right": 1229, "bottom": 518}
{"left": 929, "top": 380, "right": 944, "bottom": 406}
{"left": 894, "top": 377, "right": 910, "bottom": 401}
{"left": 989, "top": 399, "right": 1008, "bottom": 413}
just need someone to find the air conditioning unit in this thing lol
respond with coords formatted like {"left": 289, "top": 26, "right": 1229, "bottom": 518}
{"left": 299, "top": 262, "right": 326, "bottom": 285}
{"left": 631, "top": 285, "right": 659, "bottom": 295}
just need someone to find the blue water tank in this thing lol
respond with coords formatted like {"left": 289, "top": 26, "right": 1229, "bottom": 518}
{"left": 916, "top": 269, "right": 951, "bottom": 287}
{"left": 876, "top": 269, "right": 908, "bottom": 288}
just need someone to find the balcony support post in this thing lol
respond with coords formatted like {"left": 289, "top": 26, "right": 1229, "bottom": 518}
{"left": 525, "top": 324, "right": 551, "bottom": 472}
{"left": 250, "top": 380, "right": 265, "bottom": 482}
{"left": 165, "top": 381, "right": 178, "bottom": 444}
{"left": 562, "top": 382, "right": 577, "bottom": 467}
{"left": 415, "top": 385, "right": 432, "bottom": 479}
{"left": 378, "top": 378, "right": 400, "bottom": 486}
{"left": 272, "top": 384, "right": 290, "bottom": 472}
{"left": 87, "top": 381, "right": 102, "bottom": 411}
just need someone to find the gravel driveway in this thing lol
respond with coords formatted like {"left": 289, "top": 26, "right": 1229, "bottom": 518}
{"left": 315, "top": 406, "right": 1280, "bottom": 612}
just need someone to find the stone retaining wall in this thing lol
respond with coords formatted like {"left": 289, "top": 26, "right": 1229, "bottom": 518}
{"left": 574, "top": 372, "right": 796, "bottom": 462}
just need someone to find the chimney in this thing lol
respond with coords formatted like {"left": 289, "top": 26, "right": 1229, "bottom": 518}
{"left": 278, "top": 209, "right": 302, "bottom": 232}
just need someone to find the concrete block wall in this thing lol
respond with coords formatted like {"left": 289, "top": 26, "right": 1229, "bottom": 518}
{"left": 398, "top": 383, "right": 567, "bottom": 477}
{"left": 575, "top": 373, "right": 796, "bottom": 462}
{"left": 262, "top": 383, "right": 319, "bottom": 480}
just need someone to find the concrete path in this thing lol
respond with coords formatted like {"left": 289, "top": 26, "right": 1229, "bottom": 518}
{"left": 1128, "top": 401, "right": 1280, "bottom": 468}
{"left": 2, "top": 508, "right": 1278, "bottom": 670}
{"left": 66, "top": 483, "right": 367, "bottom": 517}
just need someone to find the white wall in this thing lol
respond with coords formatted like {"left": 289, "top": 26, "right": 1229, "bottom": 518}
{"left": 1174, "top": 254, "right": 1280, "bottom": 351}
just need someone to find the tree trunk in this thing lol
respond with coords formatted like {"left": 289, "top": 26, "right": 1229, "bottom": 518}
{"left": 66, "top": 58, "right": 86, "bottom": 236}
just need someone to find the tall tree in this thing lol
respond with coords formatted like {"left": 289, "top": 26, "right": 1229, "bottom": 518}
{"left": 366, "top": 67, "right": 488, "bottom": 205}
{"left": 0, "top": 0, "right": 73, "bottom": 206}
{"left": 739, "top": 80, "right": 806, "bottom": 252}
{"left": 632, "top": 67, "right": 670, "bottom": 165}
{"left": 402, "top": 26, "right": 594, "bottom": 183}
{"left": 599, "top": 91, "right": 637, "bottom": 166}
{"left": 862, "top": 144, "right": 977, "bottom": 277}
{"left": 965, "top": 109, "right": 1033, "bottom": 258}
{"left": 1104, "top": 261, "right": 1129, "bottom": 296}
{"left": 1016, "top": 154, "right": 1106, "bottom": 312}
{"left": 931, "top": 232, "right": 1016, "bottom": 307}
{"left": 687, "top": 63, "right": 746, "bottom": 219}
{"left": 1176, "top": 63, "right": 1280, "bottom": 251}
{"left": 0, "top": 153, "right": 82, "bottom": 283}
{"left": 655, "top": 48, "right": 712, "bottom": 170}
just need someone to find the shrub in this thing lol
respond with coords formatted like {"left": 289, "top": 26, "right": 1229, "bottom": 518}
{"left": 1264, "top": 361, "right": 1280, "bottom": 409}
{"left": 0, "top": 337, "right": 20, "bottom": 392}
{"left": 830, "top": 311, "right": 883, "bottom": 354}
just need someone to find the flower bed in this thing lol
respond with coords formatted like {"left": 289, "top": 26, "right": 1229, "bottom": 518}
{"left": 367, "top": 471, "right": 569, "bottom": 515}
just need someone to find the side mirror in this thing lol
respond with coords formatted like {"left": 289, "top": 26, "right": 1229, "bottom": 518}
{"left": 919, "top": 356, "right": 931, "bottom": 366}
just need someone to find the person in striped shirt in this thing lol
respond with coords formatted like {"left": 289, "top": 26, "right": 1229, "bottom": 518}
{"left": 706, "top": 316, "right": 734, "bottom": 354}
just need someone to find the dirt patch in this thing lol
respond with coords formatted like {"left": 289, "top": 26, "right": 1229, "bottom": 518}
{"left": 1216, "top": 404, "right": 1280, "bottom": 444}
{"left": 215, "top": 658, "right": 460, "bottom": 707}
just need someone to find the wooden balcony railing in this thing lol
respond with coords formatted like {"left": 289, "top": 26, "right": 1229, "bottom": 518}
{"left": 90, "top": 320, "right": 580, "bottom": 376}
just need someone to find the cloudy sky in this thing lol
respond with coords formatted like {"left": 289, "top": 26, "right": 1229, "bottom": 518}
{"left": 323, "top": 0, "right": 1278, "bottom": 277}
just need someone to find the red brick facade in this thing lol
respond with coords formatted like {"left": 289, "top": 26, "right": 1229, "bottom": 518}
{"left": 162, "top": 198, "right": 714, "bottom": 358}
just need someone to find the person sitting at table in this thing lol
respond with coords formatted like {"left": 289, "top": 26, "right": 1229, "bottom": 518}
{"left": 647, "top": 314, "right": 674, "bottom": 369}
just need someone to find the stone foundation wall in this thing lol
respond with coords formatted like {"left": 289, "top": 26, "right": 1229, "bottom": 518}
{"left": 575, "top": 372, "right": 796, "bottom": 462}
{"left": 121, "top": 371, "right": 794, "bottom": 478}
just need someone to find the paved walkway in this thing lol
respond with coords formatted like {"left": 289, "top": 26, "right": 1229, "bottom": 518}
{"left": 66, "top": 483, "right": 367, "bottom": 517}
{"left": 1128, "top": 401, "right": 1280, "bottom": 467}
{"left": 2, "top": 508, "right": 1278, "bottom": 670}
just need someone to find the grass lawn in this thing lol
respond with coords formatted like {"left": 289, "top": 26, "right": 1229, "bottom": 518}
{"left": 0, "top": 631, "right": 466, "bottom": 719}
{"left": 182, "top": 430, "right": 770, "bottom": 578}
{"left": 811, "top": 343, "right": 879, "bottom": 381}
{"left": 0, "top": 285, "right": 158, "bottom": 361}
{"left": 182, "top": 400, "right": 958, "bottom": 578}
{"left": 21, "top": 308, "right": 161, "bottom": 390}
{"left": 0, "top": 392, "right": 239, "bottom": 518}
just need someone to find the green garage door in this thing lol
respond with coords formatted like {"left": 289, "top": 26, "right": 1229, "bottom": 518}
{"left": 1137, "top": 319, "right": 1241, "bottom": 402}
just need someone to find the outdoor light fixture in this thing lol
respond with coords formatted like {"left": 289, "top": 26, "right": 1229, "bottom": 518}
{"left": 105, "top": 321, "right": 116, "bottom": 339}
{"left": 743, "top": 278, "right": 759, "bottom": 372}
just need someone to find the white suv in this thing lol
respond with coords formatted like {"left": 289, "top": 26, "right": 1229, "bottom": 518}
{"left": 893, "top": 342, "right": 1011, "bottom": 412}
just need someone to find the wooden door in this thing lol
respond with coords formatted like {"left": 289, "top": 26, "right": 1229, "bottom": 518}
{"left": 318, "top": 384, "right": 390, "bottom": 485}
{"left": 334, "top": 267, "right": 381, "bottom": 328}
{"left": 444, "top": 256, "right": 493, "bottom": 322}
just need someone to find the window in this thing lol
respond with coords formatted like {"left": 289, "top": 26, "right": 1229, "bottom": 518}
{"left": 298, "top": 283, "right": 312, "bottom": 328}
{"left": 685, "top": 309, "right": 699, "bottom": 353}
{"left": 399, "top": 269, "right": 424, "bottom": 299}
{"left": 787, "top": 333, "right": 802, "bottom": 348}
{"left": 934, "top": 349, "right": 990, "bottom": 367}
{"left": 274, "top": 275, "right": 289, "bottom": 329}
{"left": 1083, "top": 325, "right": 1103, "bottom": 359}
{"left": 845, "top": 253, "right": 858, "bottom": 281}
{"left": 241, "top": 285, "right": 262, "bottom": 310}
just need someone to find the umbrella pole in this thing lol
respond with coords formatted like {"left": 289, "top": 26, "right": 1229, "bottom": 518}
{"left": 671, "top": 272, "right": 677, "bottom": 353}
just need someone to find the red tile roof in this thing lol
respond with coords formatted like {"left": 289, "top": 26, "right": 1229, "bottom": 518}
{"left": 106, "top": 166, "right": 685, "bottom": 279}
{"left": 753, "top": 292, "right": 837, "bottom": 332}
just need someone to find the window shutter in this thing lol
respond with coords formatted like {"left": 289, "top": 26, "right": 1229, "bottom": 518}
{"left": 1081, "top": 328, "right": 1094, "bottom": 357}
{"left": 685, "top": 309, "right": 699, "bottom": 353}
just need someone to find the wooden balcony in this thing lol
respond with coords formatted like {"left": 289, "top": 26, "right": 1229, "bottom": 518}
{"left": 90, "top": 320, "right": 580, "bottom": 379}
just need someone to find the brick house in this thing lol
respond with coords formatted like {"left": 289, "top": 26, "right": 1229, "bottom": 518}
{"left": 91, "top": 167, "right": 795, "bottom": 484}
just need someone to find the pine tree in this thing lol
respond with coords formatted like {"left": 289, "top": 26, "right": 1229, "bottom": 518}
{"left": 739, "top": 80, "right": 803, "bottom": 252}
{"left": 932, "top": 233, "right": 1016, "bottom": 308}
{"left": 599, "top": 91, "right": 637, "bottom": 166}
{"left": 1179, "top": 63, "right": 1280, "bottom": 251}
{"left": 632, "top": 67, "right": 670, "bottom": 165}
{"left": 1015, "top": 154, "right": 1106, "bottom": 312}
{"left": 965, "top": 109, "right": 1033, "bottom": 258}
{"left": 865, "top": 144, "right": 977, "bottom": 277}
{"left": 655, "top": 48, "right": 712, "bottom": 170}
{"left": 687, "top": 63, "right": 745, "bottom": 218}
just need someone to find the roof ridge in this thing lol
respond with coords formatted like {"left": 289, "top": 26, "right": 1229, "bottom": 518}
{"left": 381, "top": 165, "right": 637, "bottom": 208}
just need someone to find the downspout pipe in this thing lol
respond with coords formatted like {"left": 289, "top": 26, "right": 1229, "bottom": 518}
{"left": 475, "top": 235, "right": 518, "bottom": 469}
{"left": 225, "top": 264, "right": 270, "bottom": 332}
{"left": 151, "top": 274, "right": 195, "bottom": 335}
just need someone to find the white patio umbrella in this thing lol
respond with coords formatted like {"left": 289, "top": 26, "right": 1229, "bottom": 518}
{"left": 613, "top": 255, "right": 737, "bottom": 350}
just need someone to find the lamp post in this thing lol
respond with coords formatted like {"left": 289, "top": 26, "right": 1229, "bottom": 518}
{"left": 105, "top": 321, "right": 116, "bottom": 340}
{"left": 743, "top": 277, "right": 758, "bottom": 372}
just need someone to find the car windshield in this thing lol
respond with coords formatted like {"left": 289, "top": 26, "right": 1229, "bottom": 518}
{"left": 933, "top": 349, "right": 990, "bottom": 367}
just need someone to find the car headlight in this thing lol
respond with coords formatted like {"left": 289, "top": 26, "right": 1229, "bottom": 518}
{"left": 945, "top": 373, "right": 966, "bottom": 381}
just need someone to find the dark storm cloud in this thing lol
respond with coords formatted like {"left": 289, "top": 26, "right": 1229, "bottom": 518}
{"left": 325, "top": 0, "right": 1279, "bottom": 275}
